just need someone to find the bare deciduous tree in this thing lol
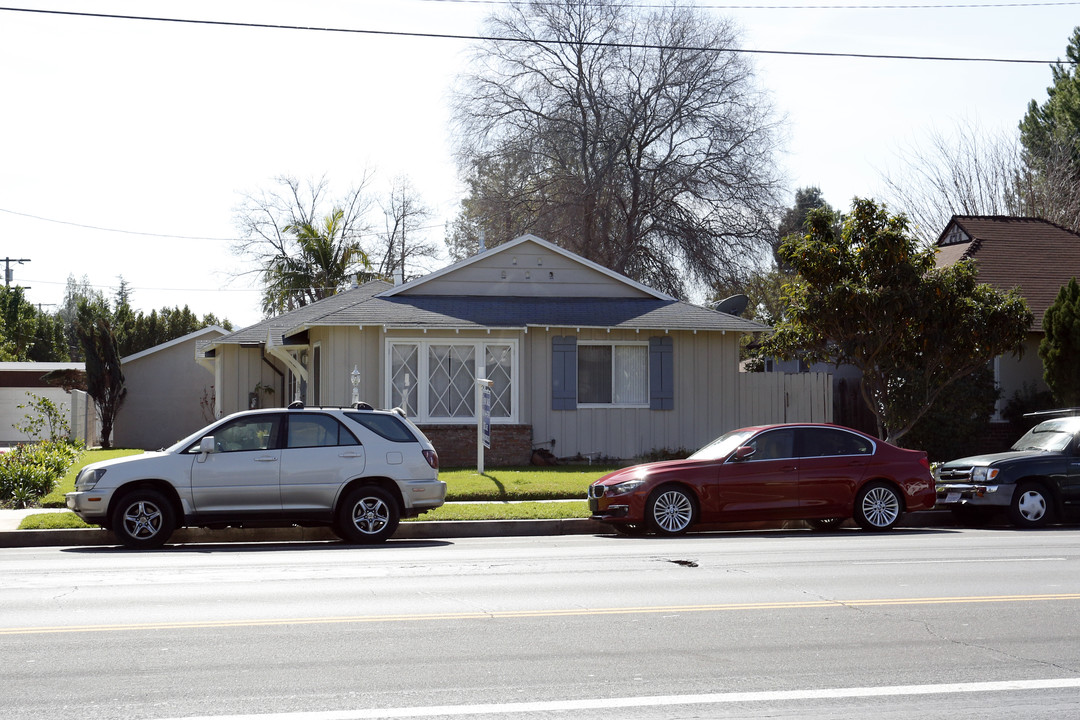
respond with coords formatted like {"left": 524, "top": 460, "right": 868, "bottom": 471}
{"left": 882, "top": 121, "right": 1031, "bottom": 244}
{"left": 450, "top": 0, "right": 782, "bottom": 297}
{"left": 233, "top": 175, "right": 377, "bottom": 315}
{"left": 371, "top": 177, "right": 440, "bottom": 282}
{"left": 883, "top": 121, "right": 1080, "bottom": 243}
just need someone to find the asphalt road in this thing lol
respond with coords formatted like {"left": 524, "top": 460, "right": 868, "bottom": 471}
{"left": 3, "top": 528, "right": 1080, "bottom": 719}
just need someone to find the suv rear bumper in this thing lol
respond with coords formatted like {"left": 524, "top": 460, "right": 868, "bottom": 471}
{"left": 401, "top": 478, "right": 447, "bottom": 511}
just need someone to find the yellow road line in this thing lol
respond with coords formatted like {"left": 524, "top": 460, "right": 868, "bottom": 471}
{"left": 4, "top": 593, "right": 1080, "bottom": 636}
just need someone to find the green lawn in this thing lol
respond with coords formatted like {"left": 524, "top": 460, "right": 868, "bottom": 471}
{"left": 41, "top": 449, "right": 143, "bottom": 507}
{"left": 441, "top": 465, "right": 618, "bottom": 501}
{"left": 19, "top": 458, "right": 615, "bottom": 529}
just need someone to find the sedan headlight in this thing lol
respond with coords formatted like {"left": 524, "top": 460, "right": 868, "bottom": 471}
{"left": 971, "top": 467, "right": 1000, "bottom": 483}
{"left": 607, "top": 478, "right": 646, "bottom": 496}
{"left": 75, "top": 468, "right": 107, "bottom": 490}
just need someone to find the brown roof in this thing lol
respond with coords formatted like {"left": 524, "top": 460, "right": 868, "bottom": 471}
{"left": 935, "top": 216, "right": 1080, "bottom": 332}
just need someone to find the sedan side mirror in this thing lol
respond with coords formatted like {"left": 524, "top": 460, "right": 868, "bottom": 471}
{"left": 732, "top": 445, "right": 756, "bottom": 461}
{"left": 198, "top": 436, "right": 215, "bottom": 459}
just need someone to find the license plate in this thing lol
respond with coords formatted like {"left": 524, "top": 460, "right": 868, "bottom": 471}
{"left": 946, "top": 492, "right": 961, "bottom": 503}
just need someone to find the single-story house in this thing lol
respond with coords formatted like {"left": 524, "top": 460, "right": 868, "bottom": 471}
{"left": 935, "top": 216, "right": 1080, "bottom": 421}
{"left": 201, "top": 235, "right": 832, "bottom": 464}
{"left": 0, "top": 362, "right": 86, "bottom": 446}
{"left": 113, "top": 325, "right": 228, "bottom": 450}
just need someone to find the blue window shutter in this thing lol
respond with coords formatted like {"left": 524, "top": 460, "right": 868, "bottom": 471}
{"left": 649, "top": 336, "right": 674, "bottom": 410}
{"left": 551, "top": 336, "right": 577, "bottom": 410}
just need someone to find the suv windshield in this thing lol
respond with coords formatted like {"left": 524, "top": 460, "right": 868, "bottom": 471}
{"left": 1010, "top": 418, "right": 1080, "bottom": 453}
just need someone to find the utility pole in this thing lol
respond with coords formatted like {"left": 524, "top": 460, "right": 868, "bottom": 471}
{"left": 3, "top": 257, "right": 30, "bottom": 286}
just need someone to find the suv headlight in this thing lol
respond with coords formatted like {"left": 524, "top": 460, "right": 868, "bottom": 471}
{"left": 75, "top": 468, "right": 107, "bottom": 490}
{"left": 971, "top": 467, "right": 1000, "bottom": 483}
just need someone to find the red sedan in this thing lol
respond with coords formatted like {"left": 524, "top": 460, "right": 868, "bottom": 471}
{"left": 588, "top": 423, "right": 935, "bottom": 535}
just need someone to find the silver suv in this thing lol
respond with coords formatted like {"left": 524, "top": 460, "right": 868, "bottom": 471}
{"left": 66, "top": 404, "right": 445, "bottom": 548}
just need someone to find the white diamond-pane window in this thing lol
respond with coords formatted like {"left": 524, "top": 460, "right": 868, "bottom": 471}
{"left": 429, "top": 345, "right": 476, "bottom": 418}
{"left": 485, "top": 344, "right": 513, "bottom": 418}
{"left": 390, "top": 344, "right": 419, "bottom": 417}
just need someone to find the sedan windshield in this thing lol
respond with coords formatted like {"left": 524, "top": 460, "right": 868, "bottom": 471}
{"left": 690, "top": 429, "right": 757, "bottom": 461}
{"left": 1010, "top": 419, "right": 1080, "bottom": 453}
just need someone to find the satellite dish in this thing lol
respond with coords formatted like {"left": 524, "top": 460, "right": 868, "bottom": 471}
{"left": 713, "top": 294, "right": 749, "bottom": 317}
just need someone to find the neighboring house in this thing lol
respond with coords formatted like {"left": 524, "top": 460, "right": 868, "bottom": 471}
{"left": 0, "top": 362, "right": 85, "bottom": 446}
{"left": 113, "top": 326, "right": 228, "bottom": 450}
{"left": 935, "top": 216, "right": 1080, "bottom": 418}
{"left": 202, "top": 235, "right": 832, "bottom": 464}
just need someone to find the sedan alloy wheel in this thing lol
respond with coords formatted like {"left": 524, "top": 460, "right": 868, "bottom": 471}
{"left": 854, "top": 482, "right": 902, "bottom": 531}
{"left": 647, "top": 486, "right": 695, "bottom": 535}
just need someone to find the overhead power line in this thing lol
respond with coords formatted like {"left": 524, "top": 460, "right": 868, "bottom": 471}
{"left": 0, "top": 207, "right": 236, "bottom": 242}
{"left": 0, "top": 5, "right": 1071, "bottom": 64}
{"left": 0, "top": 207, "right": 447, "bottom": 242}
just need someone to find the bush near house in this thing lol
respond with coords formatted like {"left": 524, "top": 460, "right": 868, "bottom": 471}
{"left": 0, "top": 441, "right": 82, "bottom": 508}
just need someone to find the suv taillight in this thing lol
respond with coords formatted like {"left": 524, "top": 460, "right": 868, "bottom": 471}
{"left": 423, "top": 449, "right": 439, "bottom": 469}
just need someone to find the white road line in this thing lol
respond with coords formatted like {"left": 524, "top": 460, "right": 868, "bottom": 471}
{"left": 852, "top": 557, "right": 1067, "bottom": 565}
{"left": 159, "top": 678, "right": 1080, "bottom": 720}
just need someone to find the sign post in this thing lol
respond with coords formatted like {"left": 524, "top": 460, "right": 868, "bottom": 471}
{"left": 476, "top": 378, "right": 493, "bottom": 474}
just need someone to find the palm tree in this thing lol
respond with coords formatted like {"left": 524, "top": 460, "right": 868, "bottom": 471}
{"left": 261, "top": 209, "right": 375, "bottom": 315}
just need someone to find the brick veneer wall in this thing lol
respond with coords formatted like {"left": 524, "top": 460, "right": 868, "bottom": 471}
{"left": 418, "top": 424, "right": 533, "bottom": 467}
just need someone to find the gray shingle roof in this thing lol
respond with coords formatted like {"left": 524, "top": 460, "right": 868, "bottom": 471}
{"left": 213, "top": 280, "right": 766, "bottom": 346}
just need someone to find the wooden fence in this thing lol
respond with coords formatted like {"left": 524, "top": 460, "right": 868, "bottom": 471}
{"left": 736, "top": 372, "right": 833, "bottom": 427}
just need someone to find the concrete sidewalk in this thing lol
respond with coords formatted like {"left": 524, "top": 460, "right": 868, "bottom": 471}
{"left": 0, "top": 508, "right": 957, "bottom": 548}
{"left": 0, "top": 508, "right": 70, "bottom": 531}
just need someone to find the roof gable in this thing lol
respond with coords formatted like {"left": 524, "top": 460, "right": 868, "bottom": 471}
{"left": 122, "top": 325, "right": 228, "bottom": 363}
{"left": 378, "top": 234, "right": 674, "bottom": 301}
{"left": 936, "top": 216, "right": 1080, "bottom": 331}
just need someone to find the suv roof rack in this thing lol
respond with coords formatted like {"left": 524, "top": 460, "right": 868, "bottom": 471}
{"left": 1023, "top": 408, "right": 1080, "bottom": 418}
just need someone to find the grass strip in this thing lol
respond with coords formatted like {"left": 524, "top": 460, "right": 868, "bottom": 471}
{"left": 19, "top": 501, "right": 591, "bottom": 530}
{"left": 441, "top": 466, "right": 617, "bottom": 501}
{"left": 22, "top": 455, "right": 612, "bottom": 529}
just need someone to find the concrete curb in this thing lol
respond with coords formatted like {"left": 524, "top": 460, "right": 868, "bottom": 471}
{"left": 0, "top": 512, "right": 955, "bottom": 548}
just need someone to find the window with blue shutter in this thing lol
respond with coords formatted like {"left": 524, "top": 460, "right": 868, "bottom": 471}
{"left": 551, "top": 336, "right": 577, "bottom": 410}
{"left": 649, "top": 336, "right": 674, "bottom": 410}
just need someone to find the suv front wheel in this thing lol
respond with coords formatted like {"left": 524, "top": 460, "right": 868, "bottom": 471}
{"left": 336, "top": 486, "right": 400, "bottom": 544}
{"left": 112, "top": 489, "right": 176, "bottom": 549}
{"left": 1009, "top": 482, "right": 1052, "bottom": 528}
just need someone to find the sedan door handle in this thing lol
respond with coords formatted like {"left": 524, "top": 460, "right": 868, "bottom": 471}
{"left": 254, "top": 456, "right": 278, "bottom": 463}
{"left": 339, "top": 452, "right": 365, "bottom": 458}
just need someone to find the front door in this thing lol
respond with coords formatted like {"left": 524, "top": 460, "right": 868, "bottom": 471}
{"left": 190, "top": 413, "right": 284, "bottom": 514}
{"left": 715, "top": 428, "right": 800, "bottom": 521}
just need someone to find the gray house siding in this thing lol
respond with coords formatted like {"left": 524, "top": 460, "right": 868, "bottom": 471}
{"left": 114, "top": 328, "right": 225, "bottom": 450}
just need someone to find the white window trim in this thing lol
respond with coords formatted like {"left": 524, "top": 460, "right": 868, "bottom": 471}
{"left": 312, "top": 342, "right": 322, "bottom": 407}
{"left": 386, "top": 338, "right": 520, "bottom": 424}
{"left": 576, "top": 340, "right": 651, "bottom": 409}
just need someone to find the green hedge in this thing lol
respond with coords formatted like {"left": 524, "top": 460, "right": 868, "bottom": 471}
{"left": 0, "top": 442, "right": 82, "bottom": 509}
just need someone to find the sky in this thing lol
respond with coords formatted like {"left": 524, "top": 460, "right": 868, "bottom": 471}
{"left": 1, "top": 0, "right": 1077, "bottom": 329}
